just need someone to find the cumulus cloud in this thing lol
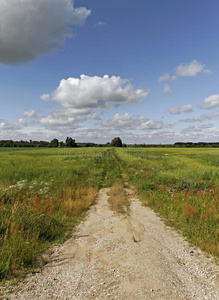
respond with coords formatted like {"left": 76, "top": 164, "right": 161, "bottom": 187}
{"left": 23, "top": 110, "right": 37, "bottom": 118}
{"left": 38, "top": 114, "right": 74, "bottom": 130}
{"left": 41, "top": 74, "right": 150, "bottom": 115}
{"left": 177, "top": 124, "right": 219, "bottom": 142}
{"left": 0, "top": 118, "right": 27, "bottom": 131}
{"left": 175, "top": 60, "right": 206, "bottom": 77}
{"left": 163, "top": 84, "right": 172, "bottom": 94}
{"left": 198, "top": 94, "right": 219, "bottom": 109}
{"left": 168, "top": 104, "right": 193, "bottom": 114}
{"left": 99, "top": 113, "right": 163, "bottom": 130}
{"left": 180, "top": 124, "right": 213, "bottom": 134}
{"left": 40, "top": 94, "right": 51, "bottom": 102}
{"left": 180, "top": 111, "right": 219, "bottom": 123}
{"left": 0, "top": 0, "right": 90, "bottom": 64}
{"left": 158, "top": 73, "right": 170, "bottom": 83}
{"left": 100, "top": 113, "right": 133, "bottom": 129}
{"left": 158, "top": 60, "right": 211, "bottom": 83}
{"left": 38, "top": 111, "right": 99, "bottom": 130}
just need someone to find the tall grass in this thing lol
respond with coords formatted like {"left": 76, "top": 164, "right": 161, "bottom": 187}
{"left": 116, "top": 147, "right": 219, "bottom": 257}
{"left": 0, "top": 147, "right": 114, "bottom": 280}
{"left": 2, "top": 146, "right": 218, "bottom": 280}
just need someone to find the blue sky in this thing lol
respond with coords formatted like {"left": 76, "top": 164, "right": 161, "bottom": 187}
{"left": 1, "top": 0, "right": 219, "bottom": 144}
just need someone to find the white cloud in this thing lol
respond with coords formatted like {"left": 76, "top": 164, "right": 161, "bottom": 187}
{"left": 180, "top": 111, "right": 219, "bottom": 123}
{"left": 204, "top": 127, "right": 219, "bottom": 134}
{"left": 0, "top": 118, "right": 27, "bottom": 131}
{"left": 175, "top": 60, "right": 205, "bottom": 77}
{"left": 163, "top": 84, "right": 172, "bottom": 94}
{"left": 23, "top": 110, "right": 37, "bottom": 118}
{"left": 165, "top": 122, "right": 175, "bottom": 128}
{"left": 94, "top": 22, "right": 107, "bottom": 27}
{"left": 100, "top": 113, "right": 133, "bottom": 129}
{"left": 40, "top": 94, "right": 51, "bottom": 102}
{"left": 198, "top": 94, "right": 219, "bottom": 109}
{"left": 0, "top": 0, "right": 90, "bottom": 64}
{"left": 99, "top": 113, "right": 163, "bottom": 130}
{"left": 42, "top": 74, "right": 150, "bottom": 116}
{"left": 168, "top": 104, "right": 193, "bottom": 114}
{"left": 39, "top": 116, "right": 75, "bottom": 128}
{"left": 1, "top": 117, "right": 219, "bottom": 144}
{"left": 158, "top": 60, "right": 211, "bottom": 83}
{"left": 180, "top": 124, "right": 214, "bottom": 134}
{"left": 158, "top": 73, "right": 170, "bottom": 83}
{"left": 171, "top": 75, "right": 177, "bottom": 80}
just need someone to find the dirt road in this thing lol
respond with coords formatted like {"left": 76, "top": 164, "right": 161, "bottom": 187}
{"left": 4, "top": 188, "right": 219, "bottom": 299}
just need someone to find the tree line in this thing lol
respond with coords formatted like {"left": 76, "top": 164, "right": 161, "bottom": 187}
{"left": 0, "top": 138, "right": 219, "bottom": 148}
{"left": 0, "top": 137, "right": 124, "bottom": 148}
{"left": 0, "top": 137, "right": 77, "bottom": 148}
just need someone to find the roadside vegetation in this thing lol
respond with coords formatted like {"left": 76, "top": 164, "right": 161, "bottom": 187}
{"left": 1, "top": 146, "right": 219, "bottom": 281}
{"left": 116, "top": 147, "right": 219, "bottom": 257}
{"left": 0, "top": 147, "right": 118, "bottom": 280}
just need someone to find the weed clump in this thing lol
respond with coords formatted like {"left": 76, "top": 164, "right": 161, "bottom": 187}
{"left": 108, "top": 183, "right": 130, "bottom": 214}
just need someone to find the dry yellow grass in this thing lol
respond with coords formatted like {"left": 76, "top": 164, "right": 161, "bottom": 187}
{"left": 108, "top": 183, "right": 130, "bottom": 214}
{"left": 60, "top": 186, "right": 97, "bottom": 216}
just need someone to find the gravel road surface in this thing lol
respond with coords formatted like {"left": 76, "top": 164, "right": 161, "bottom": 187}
{"left": 3, "top": 188, "right": 219, "bottom": 299}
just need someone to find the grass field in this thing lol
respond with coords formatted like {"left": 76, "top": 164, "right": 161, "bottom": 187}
{"left": 0, "top": 147, "right": 219, "bottom": 280}
{"left": 0, "top": 147, "right": 122, "bottom": 280}
{"left": 116, "top": 147, "right": 219, "bottom": 257}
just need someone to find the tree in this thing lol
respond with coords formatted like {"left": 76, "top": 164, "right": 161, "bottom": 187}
{"left": 111, "top": 137, "right": 122, "bottom": 147}
{"left": 65, "top": 137, "right": 77, "bottom": 147}
{"left": 50, "top": 138, "right": 59, "bottom": 147}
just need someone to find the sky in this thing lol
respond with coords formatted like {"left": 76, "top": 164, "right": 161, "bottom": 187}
{"left": 1, "top": 0, "right": 219, "bottom": 144}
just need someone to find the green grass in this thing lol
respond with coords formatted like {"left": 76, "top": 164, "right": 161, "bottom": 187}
{"left": 0, "top": 147, "right": 120, "bottom": 280}
{"left": 116, "top": 147, "right": 219, "bottom": 256}
{"left": 1, "top": 146, "right": 219, "bottom": 280}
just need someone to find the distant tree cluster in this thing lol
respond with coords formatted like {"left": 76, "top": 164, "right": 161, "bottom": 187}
{"left": 0, "top": 137, "right": 78, "bottom": 148}
{"left": 65, "top": 137, "right": 77, "bottom": 147}
{"left": 174, "top": 142, "right": 219, "bottom": 148}
{"left": 110, "top": 137, "right": 122, "bottom": 147}
{"left": 0, "top": 140, "right": 50, "bottom": 148}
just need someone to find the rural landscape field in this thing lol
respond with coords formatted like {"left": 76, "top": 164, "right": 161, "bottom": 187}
{"left": 0, "top": 146, "right": 219, "bottom": 281}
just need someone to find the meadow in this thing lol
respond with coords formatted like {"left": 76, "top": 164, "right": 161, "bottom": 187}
{"left": 0, "top": 146, "right": 219, "bottom": 280}
{"left": 116, "top": 147, "right": 219, "bottom": 257}
{"left": 0, "top": 147, "right": 122, "bottom": 280}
